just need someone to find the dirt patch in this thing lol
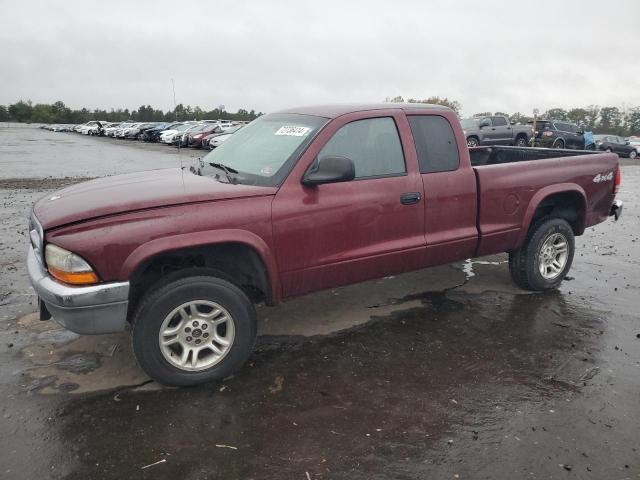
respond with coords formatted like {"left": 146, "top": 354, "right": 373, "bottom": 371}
{"left": 0, "top": 177, "right": 95, "bottom": 190}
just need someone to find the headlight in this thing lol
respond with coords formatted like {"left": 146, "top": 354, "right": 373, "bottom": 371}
{"left": 45, "top": 244, "right": 98, "bottom": 285}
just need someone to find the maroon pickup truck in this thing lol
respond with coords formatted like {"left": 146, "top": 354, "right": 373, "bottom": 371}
{"left": 27, "top": 103, "right": 622, "bottom": 386}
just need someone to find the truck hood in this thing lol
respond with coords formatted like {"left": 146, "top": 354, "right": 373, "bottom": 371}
{"left": 34, "top": 168, "right": 276, "bottom": 230}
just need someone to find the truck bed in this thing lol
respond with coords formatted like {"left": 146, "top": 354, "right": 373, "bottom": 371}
{"left": 469, "top": 146, "right": 596, "bottom": 166}
{"left": 469, "top": 146, "right": 618, "bottom": 257}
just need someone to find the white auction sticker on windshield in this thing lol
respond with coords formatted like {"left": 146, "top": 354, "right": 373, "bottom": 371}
{"left": 275, "top": 126, "right": 311, "bottom": 136}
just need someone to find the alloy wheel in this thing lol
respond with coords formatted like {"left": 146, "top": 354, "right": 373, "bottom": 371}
{"left": 538, "top": 233, "right": 569, "bottom": 280}
{"left": 158, "top": 300, "right": 235, "bottom": 371}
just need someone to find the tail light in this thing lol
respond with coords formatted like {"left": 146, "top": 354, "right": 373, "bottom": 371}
{"left": 614, "top": 165, "right": 621, "bottom": 194}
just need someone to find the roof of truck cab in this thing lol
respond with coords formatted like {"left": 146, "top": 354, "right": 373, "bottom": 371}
{"left": 275, "top": 103, "right": 452, "bottom": 119}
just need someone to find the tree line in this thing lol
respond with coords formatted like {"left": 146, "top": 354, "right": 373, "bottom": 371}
{"left": 387, "top": 96, "right": 640, "bottom": 136}
{"left": 4, "top": 98, "right": 640, "bottom": 136}
{"left": 0, "top": 100, "right": 263, "bottom": 124}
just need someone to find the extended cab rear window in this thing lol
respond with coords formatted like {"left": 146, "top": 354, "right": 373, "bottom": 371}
{"left": 408, "top": 115, "right": 460, "bottom": 173}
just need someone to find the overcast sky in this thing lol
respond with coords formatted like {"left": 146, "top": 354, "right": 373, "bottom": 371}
{"left": 2, "top": 0, "right": 639, "bottom": 117}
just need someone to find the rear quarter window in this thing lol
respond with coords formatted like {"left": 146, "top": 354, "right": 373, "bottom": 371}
{"left": 491, "top": 116, "right": 508, "bottom": 127}
{"left": 408, "top": 115, "right": 460, "bottom": 173}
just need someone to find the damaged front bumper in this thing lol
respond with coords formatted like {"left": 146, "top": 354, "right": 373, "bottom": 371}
{"left": 27, "top": 246, "right": 130, "bottom": 334}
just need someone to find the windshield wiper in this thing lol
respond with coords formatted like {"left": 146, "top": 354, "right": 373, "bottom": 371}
{"left": 208, "top": 162, "right": 238, "bottom": 184}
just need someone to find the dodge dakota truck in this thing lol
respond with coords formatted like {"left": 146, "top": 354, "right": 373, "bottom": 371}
{"left": 27, "top": 103, "right": 622, "bottom": 386}
{"left": 460, "top": 115, "right": 533, "bottom": 147}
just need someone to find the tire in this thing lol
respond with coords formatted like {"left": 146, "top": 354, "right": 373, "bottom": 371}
{"left": 131, "top": 274, "right": 257, "bottom": 386}
{"left": 629, "top": 150, "right": 637, "bottom": 159}
{"left": 509, "top": 217, "right": 574, "bottom": 291}
{"left": 467, "top": 137, "right": 479, "bottom": 148}
{"left": 515, "top": 135, "right": 528, "bottom": 147}
{"left": 605, "top": 147, "right": 612, "bottom": 153}
{"left": 554, "top": 139, "right": 565, "bottom": 149}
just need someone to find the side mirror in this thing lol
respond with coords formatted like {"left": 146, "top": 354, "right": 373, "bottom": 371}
{"left": 479, "top": 119, "right": 491, "bottom": 128}
{"left": 302, "top": 156, "right": 355, "bottom": 186}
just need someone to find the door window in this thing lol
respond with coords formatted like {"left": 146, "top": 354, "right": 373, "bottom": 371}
{"left": 408, "top": 115, "right": 460, "bottom": 173}
{"left": 491, "top": 116, "right": 508, "bottom": 127}
{"left": 318, "top": 117, "right": 406, "bottom": 178}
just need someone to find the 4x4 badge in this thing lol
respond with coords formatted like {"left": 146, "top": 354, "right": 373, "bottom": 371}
{"left": 593, "top": 172, "right": 613, "bottom": 183}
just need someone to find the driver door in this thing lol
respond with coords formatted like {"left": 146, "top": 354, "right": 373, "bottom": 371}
{"left": 272, "top": 110, "right": 425, "bottom": 299}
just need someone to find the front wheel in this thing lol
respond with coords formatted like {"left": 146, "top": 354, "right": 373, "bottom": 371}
{"left": 467, "top": 137, "right": 479, "bottom": 148}
{"left": 629, "top": 150, "right": 637, "bottom": 159}
{"left": 509, "top": 217, "right": 575, "bottom": 291}
{"left": 132, "top": 274, "right": 257, "bottom": 386}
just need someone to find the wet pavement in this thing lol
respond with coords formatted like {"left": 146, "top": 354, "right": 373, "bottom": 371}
{"left": 0, "top": 125, "right": 638, "bottom": 479}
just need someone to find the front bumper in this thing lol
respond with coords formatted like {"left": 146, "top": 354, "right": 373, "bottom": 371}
{"left": 27, "top": 246, "right": 130, "bottom": 334}
{"left": 610, "top": 200, "right": 623, "bottom": 221}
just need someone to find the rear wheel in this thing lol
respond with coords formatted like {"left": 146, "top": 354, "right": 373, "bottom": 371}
{"left": 515, "top": 135, "right": 528, "bottom": 147}
{"left": 629, "top": 150, "right": 637, "bottom": 159}
{"left": 554, "top": 139, "right": 565, "bottom": 149}
{"left": 132, "top": 274, "right": 257, "bottom": 386}
{"left": 467, "top": 137, "right": 479, "bottom": 148}
{"left": 509, "top": 217, "right": 574, "bottom": 291}
{"left": 605, "top": 147, "right": 613, "bottom": 153}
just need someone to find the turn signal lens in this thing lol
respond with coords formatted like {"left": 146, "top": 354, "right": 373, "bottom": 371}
{"left": 48, "top": 267, "right": 99, "bottom": 285}
{"left": 614, "top": 165, "right": 621, "bottom": 195}
{"left": 45, "top": 244, "right": 99, "bottom": 285}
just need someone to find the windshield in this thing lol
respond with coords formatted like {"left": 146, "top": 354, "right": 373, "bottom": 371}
{"left": 199, "top": 113, "right": 327, "bottom": 186}
{"left": 460, "top": 118, "right": 479, "bottom": 128}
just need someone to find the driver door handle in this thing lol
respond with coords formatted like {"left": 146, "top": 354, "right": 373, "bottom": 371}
{"left": 400, "top": 192, "right": 422, "bottom": 205}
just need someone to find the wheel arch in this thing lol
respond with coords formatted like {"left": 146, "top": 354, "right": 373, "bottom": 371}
{"left": 514, "top": 132, "right": 528, "bottom": 143}
{"left": 122, "top": 229, "right": 280, "bottom": 315}
{"left": 467, "top": 135, "right": 480, "bottom": 146}
{"left": 553, "top": 138, "right": 565, "bottom": 147}
{"left": 515, "top": 185, "right": 587, "bottom": 248}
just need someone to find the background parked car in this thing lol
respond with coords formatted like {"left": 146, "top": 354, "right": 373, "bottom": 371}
{"left": 173, "top": 123, "right": 204, "bottom": 147}
{"left": 595, "top": 134, "right": 637, "bottom": 158}
{"left": 203, "top": 125, "right": 242, "bottom": 149}
{"left": 103, "top": 122, "right": 125, "bottom": 137}
{"left": 123, "top": 122, "right": 158, "bottom": 140}
{"left": 79, "top": 121, "right": 105, "bottom": 135}
{"left": 110, "top": 122, "right": 134, "bottom": 138}
{"left": 186, "top": 124, "right": 224, "bottom": 148}
{"left": 99, "top": 122, "right": 120, "bottom": 135}
{"left": 141, "top": 122, "right": 170, "bottom": 142}
{"left": 627, "top": 136, "right": 640, "bottom": 155}
{"left": 460, "top": 115, "right": 532, "bottom": 147}
{"left": 529, "top": 120, "right": 585, "bottom": 149}
{"left": 207, "top": 125, "right": 243, "bottom": 148}
{"left": 159, "top": 122, "right": 194, "bottom": 144}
